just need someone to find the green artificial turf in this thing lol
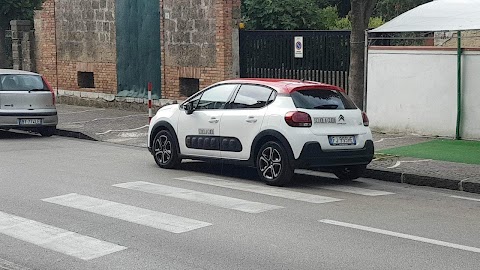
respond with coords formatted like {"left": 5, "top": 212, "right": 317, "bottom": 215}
{"left": 379, "top": 139, "right": 480, "bottom": 165}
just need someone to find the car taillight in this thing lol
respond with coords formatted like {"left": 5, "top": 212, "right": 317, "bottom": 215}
{"left": 42, "top": 76, "right": 55, "bottom": 105}
{"left": 285, "top": 111, "right": 312, "bottom": 127}
{"left": 362, "top": 111, "right": 369, "bottom": 126}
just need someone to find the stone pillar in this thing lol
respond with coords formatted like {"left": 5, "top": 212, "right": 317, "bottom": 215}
{"left": 10, "top": 20, "right": 35, "bottom": 71}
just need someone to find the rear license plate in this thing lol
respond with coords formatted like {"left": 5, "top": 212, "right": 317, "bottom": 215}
{"left": 19, "top": 119, "right": 42, "bottom": 125}
{"left": 329, "top": 135, "right": 355, "bottom": 146}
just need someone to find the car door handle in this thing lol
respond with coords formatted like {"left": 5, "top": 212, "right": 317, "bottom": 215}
{"left": 246, "top": 116, "right": 257, "bottom": 123}
{"left": 209, "top": 118, "right": 219, "bottom": 123}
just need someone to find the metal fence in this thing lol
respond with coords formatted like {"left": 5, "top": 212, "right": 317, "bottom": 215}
{"left": 239, "top": 30, "right": 351, "bottom": 89}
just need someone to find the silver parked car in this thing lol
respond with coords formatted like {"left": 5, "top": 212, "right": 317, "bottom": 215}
{"left": 0, "top": 69, "right": 58, "bottom": 136}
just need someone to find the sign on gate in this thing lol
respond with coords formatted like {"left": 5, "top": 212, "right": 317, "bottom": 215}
{"left": 294, "top": 36, "right": 303, "bottom": 58}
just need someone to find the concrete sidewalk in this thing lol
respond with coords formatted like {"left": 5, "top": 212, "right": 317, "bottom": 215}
{"left": 55, "top": 103, "right": 480, "bottom": 194}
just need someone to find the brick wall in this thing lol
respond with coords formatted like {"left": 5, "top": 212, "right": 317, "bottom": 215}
{"left": 35, "top": 0, "right": 240, "bottom": 100}
{"left": 34, "top": 0, "right": 117, "bottom": 94}
{"left": 161, "top": 0, "right": 241, "bottom": 100}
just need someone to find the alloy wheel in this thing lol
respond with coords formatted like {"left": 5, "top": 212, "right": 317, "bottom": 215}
{"left": 154, "top": 135, "right": 172, "bottom": 164}
{"left": 259, "top": 146, "right": 282, "bottom": 180}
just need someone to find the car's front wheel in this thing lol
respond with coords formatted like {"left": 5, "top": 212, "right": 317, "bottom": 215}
{"left": 332, "top": 165, "right": 367, "bottom": 181}
{"left": 153, "top": 130, "right": 181, "bottom": 169}
{"left": 256, "top": 141, "right": 294, "bottom": 186}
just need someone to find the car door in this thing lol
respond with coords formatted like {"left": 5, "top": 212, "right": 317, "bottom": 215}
{"left": 220, "top": 84, "right": 276, "bottom": 160}
{"left": 177, "top": 84, "right": 238, "bottom": 158}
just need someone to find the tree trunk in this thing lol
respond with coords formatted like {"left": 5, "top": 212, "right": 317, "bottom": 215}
{"left": 0, "top": 25, "right": 8, "bottom": 68}
{"left": 348, "top": 0, "right": 376, "bottom": 111}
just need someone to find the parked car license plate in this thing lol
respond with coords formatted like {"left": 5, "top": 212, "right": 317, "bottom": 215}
{"left": 329, "top": 135, "right": 355, "bottom": 145}
{"left": 19, "top": 119, "right": 42, "bottom": 125}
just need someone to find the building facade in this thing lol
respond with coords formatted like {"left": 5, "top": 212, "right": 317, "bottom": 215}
{"left": 34, "top": 0, "right": 241, "bottom": 100}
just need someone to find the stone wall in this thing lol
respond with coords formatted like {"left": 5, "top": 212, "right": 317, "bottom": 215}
{"left": 161, "top": 0, "right": 241, "bottom": 99}
{"left": 35, "top": 0, "right": 117, "bottom": 94}
{"left": 35, "top": 0, "right": 241, "bottom": 100}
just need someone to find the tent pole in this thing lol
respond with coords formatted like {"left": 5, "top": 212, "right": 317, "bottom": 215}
{"left": 455, "top": 31, "right": 462, "bottom": 140}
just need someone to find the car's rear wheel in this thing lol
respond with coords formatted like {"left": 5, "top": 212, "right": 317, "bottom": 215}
{"left": 256, "top": 141, "right": 294, "bottom": 186}
{"left": 39, "top": 126, "right": 56, "bottom": 137}
{"left": 153, "top": 130, "right": 181, "bottom": 169}
{"left": 332, "top": 165, "right": 366, "bottom": 181}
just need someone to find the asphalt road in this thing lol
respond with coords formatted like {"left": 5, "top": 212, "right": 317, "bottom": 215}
{"left": 1, "top": 131, "right": 479, "bottom": 270}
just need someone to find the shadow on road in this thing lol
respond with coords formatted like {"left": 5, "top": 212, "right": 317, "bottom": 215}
{"left": 0, "top": 130, "right": 40, "bottom": 139}
{"left": 177, "top": 161, "right": 362, "bottom": 188}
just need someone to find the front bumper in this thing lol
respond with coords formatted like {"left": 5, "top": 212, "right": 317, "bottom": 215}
{"left": 295, "top": 140, "right": 374, "bottom": 168}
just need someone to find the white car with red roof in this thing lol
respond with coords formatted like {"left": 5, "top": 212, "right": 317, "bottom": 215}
{"left": 148, "top": 79, "right": 374, "bottom": 186}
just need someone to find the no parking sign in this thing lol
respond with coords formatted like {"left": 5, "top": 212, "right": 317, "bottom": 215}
{"left": 294, "top": 36, "right": 303, "bottom": 58}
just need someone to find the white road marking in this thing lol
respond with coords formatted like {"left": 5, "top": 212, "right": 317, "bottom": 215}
{"left": 58, "top": 109, "right": 106, "bottom": 115}
{"left": 42, "top": 193, "right": 211, "bottom": 234}
{"left": 114, "top": 181, "right": 284, "bottom": 213}
{"left": 320, "top": 219, "right": 480, "bottom": 254}
{"left": 96, "top": 125, "right": 149, "bottom": 135}
{"left": 175, "top": 176, "right": 342, "bottom": 204}
{"left": 450, "top": 195, "right": 480, "bottom": 202}
{"left": 294, "top": 170, "right": 394, "bottom": 196}
{"left": 0, "top": 211, "right": 126, "bottom": 260}
{"left": 318, "top": 185, "right": 394, "bottom": 196}
{"left": 374, "top": 136, "right": 405, "bottom": 143}
{"left": 387, "top": 159, "right": 432, "bottom": 169}
{"left": 66, "top": 114, "right": 148, "bottom": 125}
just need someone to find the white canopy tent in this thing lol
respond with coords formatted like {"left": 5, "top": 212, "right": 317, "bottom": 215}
{"left": 370, "top": 0, "right": 480, "bottom": 33}
{"left": 366, "top": 0, "right": 480, "bottom": 139}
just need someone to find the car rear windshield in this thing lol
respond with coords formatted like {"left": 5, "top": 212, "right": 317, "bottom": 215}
{"left": 0, "top": 74, "right": 47, "bottom": 91}
{"left": 290, "top": 89, "right": 357, "bottom": 110}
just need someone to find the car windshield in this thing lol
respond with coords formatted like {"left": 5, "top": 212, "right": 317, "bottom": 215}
{"left": 290, "top": 89, "right": 357, "bottom": 110}
{"left": 0, "top": 74, "right": 47, "bottom": 91}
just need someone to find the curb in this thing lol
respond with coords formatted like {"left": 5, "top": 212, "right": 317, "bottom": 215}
{"left": 52, "top": 128, "right": 480, "bottom": 195}
{"left": 55, "top": 129, "right": 97, "bottom": 141}
{"left": 365, "top": 168, "right": 480, "bottom": 194}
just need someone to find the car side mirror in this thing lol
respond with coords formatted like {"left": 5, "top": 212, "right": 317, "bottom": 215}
{"left": 184, "top": 102, "right": 194, "bottom": 115}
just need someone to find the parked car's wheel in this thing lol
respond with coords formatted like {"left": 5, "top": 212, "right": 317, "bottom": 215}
{"left": 332, "top": 165, "right": 366, "bottom": 181}
{"left": 256, "top": 141, "right": 294, "bottom": 186}
{"left": 39, "top": 126, "right": 56, "bottom": 137}
{"left": 153, "top": 130, "right": 181, "bottom": 169}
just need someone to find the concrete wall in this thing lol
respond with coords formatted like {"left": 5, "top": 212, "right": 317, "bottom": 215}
{"left": 367, "top": 47, "right": 480, "bottom": 140}
{"left": 35, "top": 0, "right": 117, "bottom": 94}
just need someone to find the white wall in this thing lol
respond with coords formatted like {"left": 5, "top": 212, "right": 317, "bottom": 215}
{"left": 367, "top": 48, "right": 480, "bottom": 140}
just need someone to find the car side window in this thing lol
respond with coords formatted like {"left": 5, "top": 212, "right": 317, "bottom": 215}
{"left": 196, "top": 84, "right": 237, "bottom": 110}
{"left": 229, "top": 85, "right": 275, "bottom": 109}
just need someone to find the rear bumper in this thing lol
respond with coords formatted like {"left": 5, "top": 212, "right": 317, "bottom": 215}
{"left": 0, "top": 110, "right": 58, "bottom": 128}
{"left": 295, "top": 140, "right": 374, "bottom": 168}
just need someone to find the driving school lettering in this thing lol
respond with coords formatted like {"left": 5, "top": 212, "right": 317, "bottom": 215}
{"left": 314, "top": 117, "right": 336, "bottom": 124}
{"left": 198, "top": 128, "right": 214, "bottom": 135}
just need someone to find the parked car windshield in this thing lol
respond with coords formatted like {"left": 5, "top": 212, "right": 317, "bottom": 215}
{"left": 0, "top": 74, "right": 47, "bottom": 91}
{"left": 290, "top": 89, "right": 357, "bottom": 110}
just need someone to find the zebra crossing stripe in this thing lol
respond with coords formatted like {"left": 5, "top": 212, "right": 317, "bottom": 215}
{"left": 42, "top": 193, "right": 211, "bottom": 234}
{"left": 175, "top": 176, "right": 342, "bottom": 204}
{"left": 113, "top": 181, "right": 284, "bottom": 213}
{"left": 0, "top": 211, "right": 126, "bottom": 260}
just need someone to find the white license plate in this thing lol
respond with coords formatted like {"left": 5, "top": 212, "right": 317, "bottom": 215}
{"left": 19, "top": 119, "right": 42, "bottom": 125}
{"left": 329, "top": 135, "right": 355, "bottom": 145}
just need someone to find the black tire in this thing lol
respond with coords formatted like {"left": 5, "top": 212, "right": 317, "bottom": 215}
{"left": 152, "top": 130, "right": 181, "bottom": 169}
{"left": 256, "top": 141, "right": 294, "bottom": 186}
{"left": 332, "top": 165, "right": 367, "bottom": 181}
{"left": 39, "top": 126, "right": 56, "bottom": 137}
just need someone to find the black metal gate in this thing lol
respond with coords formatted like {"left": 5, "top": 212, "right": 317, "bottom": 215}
{"left": 239, "top": 30, "right": 351, "bottom": 90}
